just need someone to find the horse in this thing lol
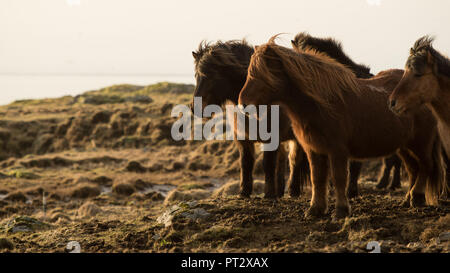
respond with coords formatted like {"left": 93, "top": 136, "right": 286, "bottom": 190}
{"left": 291, "top": 32, "right": 402, "bottom": 191}
{"left": 238, "top": 36, "right": 445, "bottom": 219}
{"left": 191, "top": 40, "right": 310, "bottom": 198}
{"left": 389, "top": 36, "right": 450, "bottom": 195}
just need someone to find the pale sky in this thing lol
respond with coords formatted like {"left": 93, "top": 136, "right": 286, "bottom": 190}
{"left": 1, "top": 0, "right": 449, "bottom": 76}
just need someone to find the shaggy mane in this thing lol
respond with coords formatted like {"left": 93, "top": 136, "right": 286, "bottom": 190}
{"left": 249, "top": 35, "right": 361, "bottom": 110}
{"left": 408, "top": 35, "right": 450, "bottom": 78}
{"left": 193, "top": 40, "right": 253, "bottom": 77}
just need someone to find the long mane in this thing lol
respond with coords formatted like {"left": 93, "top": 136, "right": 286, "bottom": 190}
{"left": 249, "top": 36, "right": 361, "bottom": 110}
{"left": 292, "top": 32, "right": 372, "bottom": 78}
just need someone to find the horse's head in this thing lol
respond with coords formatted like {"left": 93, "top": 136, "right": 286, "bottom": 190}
{"left": 389, "top": 36, "right": 440, "bottom": 115}
{"left": 238, "top": 43, "right": 290, "bottom": 109}
{"left": 191, "top": 40, "right": 253, "bottom": 116}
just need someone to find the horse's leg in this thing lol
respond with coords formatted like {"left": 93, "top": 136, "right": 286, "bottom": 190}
{"left": 330, "top": 155, "right": 351, "bottom": 219}
{"left": 237, "top": 140, "right": 255, "bottom": 197}
{"left": 347, "top": 161, "right": 362, "bottom": 198}
{"left": 263, "top": 149, "right": 278, "bottom": 199}
{"left": 389, "top": 155, "right": 402, "bottom": 190}
{"left": 305, "top": 151, "right": 329, "bottom": 217}
{"left": 275, "top": 145, "right": 287, "bottom": 198}
{"left": 409, "top": 156, "right": 431, "bottom": 208}
{"left": 287, "top": 141, "right": 309, "bottom": 197}
{"left": 376, "top": 158, "right": 393, "bottom": 189}
{"left": 397, "top": 149, "right": 419, "bottom": 207}
{"left": 410, "top": 138, "right": 443, "bottom": 207}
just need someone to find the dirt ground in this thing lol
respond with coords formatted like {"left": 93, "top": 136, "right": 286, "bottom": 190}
{"left": 0, "top": 83, "right": 448, "bottom": 253}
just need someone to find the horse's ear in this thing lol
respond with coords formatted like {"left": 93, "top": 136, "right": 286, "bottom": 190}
{"left": 409, "top": 47, "right": 414, "bottom": 55}
{"left": 254, "top": 45, "right": 259, "bottom": 51}
{"left": 291, "top": 40, "right": 295, "bottom": 45}
{"left": 192, "top": 51, "right": 199, "bottom": 59}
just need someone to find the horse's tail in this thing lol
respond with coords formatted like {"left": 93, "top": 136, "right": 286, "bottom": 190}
{"left": 426, "top": 136, "right": 446, "bottom": 205}
{"left": 442, "top": 148, "right": 450, "bottom": 199}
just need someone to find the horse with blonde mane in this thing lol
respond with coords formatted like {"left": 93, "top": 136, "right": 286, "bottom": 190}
{"left": 239, "top": 36, "right": 445, "bottom": 219}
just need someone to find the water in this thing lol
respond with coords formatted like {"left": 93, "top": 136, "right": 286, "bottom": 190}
{"left": 0, "top": 74, "right": 195, "bottom": 106}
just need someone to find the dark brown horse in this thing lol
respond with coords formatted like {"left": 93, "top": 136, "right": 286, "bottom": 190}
{"left": 191, "top": 40, "right": 309, "bottom": 198}
{"left": 239, "top": 37, "right": 445, "bottom": 218}
{"left": 389, "top": 36, "right": 450, "bottom": 195}
{"left": 292, "top": 32, "right": 402, "bottom": 191}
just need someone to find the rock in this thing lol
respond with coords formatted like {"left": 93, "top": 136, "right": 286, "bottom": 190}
{"left": 0, "top": 237, "right": 14, "bottom": 250}
{"left": 212, "top": 180, "right": 265, "bottom": 198}
{"left": 157, "top": 205, "right": 182, "bottom": 227}
{"left": 157, "top": 201, "right": 209, "bottom": 227}
{"left": 5, "top": 216, "right": 51, "bottom": 233}
{"left": 164, "top": 189, "right": 211, "bottom": 205}
{"left": 112, "top": 182, "right": 135, "bottom": 196}
{"left": 77, "top": 202, "right": 102, "bottom": 218}
{"left": 180, "top": 208, "right": 210, "bottom": 222}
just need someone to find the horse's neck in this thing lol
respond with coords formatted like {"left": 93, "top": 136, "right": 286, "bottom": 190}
{"left": 229, "top": 74, "right": 247, "bottom": 104}
{"left": 282, "top": 89, "right": 328, "bottom": 131}
{"left": 430, "top": 76, "right": 450, "bottom": 127}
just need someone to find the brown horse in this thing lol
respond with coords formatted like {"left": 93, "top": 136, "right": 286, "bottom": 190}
{"left": 191, "top": 40, "right": 309, "bottom": 198}
{"left": 389, "top": 36, "right": 450, "bottom": 195}
{"left": 239, "top": 37, "right": 444, "bottom": 218}
{"left": 291, "top": 32, "right": 402, "bottom": 191}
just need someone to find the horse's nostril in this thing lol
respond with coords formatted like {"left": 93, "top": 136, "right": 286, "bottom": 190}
{"left": 389, "top": 99, "right": 397, "bottom": 108}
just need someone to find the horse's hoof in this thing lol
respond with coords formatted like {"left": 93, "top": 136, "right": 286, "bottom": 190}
{"left": 288, "top": 189, "right": 301, "bottom": 198}
{"left": 239, "top": 192, "right": 251, "bottom": 198}
{"left": 263, "top": 193, "right": 277, "bottom": 199}
{"left": 410, "top": 193, "right": 426, "bottom": 208}
{"left": 305, "top": 205, "right": 327, "bottom": 218}
{"left": 401, "top": 199, "right": 410, "bottom": 208}
{"left": 347, "top": 189, "right": 358, "bottom": 199}
{"left": 389, "top": 185, "right": 400, "bottom": 191}
{"left": 375, "top": 179, "right": 388, "bottom": 189}
{"left": 333, "top": 205, "right": 351, "bottom": 220}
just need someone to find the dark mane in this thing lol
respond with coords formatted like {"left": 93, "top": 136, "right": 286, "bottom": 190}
{"left": 292, "top": 32, "right": 373, "bottom": 78}
{"left": 408, "top": 36, "right": 450, "bottom": 78}
{"left": 193, "top": 40, "right": 254, "bottom": 77}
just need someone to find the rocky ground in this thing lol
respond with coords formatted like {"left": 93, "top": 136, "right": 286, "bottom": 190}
{"left": 0, "top": 83, "right": 448, "bottom": 253}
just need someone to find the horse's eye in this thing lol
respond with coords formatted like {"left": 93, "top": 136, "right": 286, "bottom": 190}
{"left": 414, "top": 73, "right": 422, "bottom": 78}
